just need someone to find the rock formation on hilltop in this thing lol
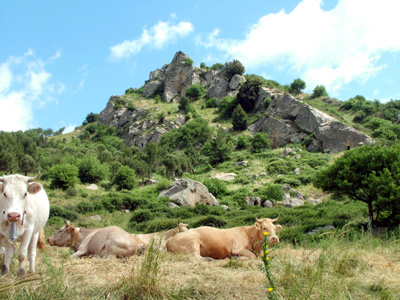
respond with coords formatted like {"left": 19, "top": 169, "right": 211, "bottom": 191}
{"left": 98, "top": 51, "right": 374, "bottom": 153}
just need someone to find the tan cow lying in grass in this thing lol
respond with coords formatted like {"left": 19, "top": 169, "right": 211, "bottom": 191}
{"left": 136, "top": 222, "right": 188, "bottom": 249}
{"left": 166, "top": 215, "right": 282, "bottom": 261}
{"left": 48, "top": 221, "right": 145, "bottom": 258}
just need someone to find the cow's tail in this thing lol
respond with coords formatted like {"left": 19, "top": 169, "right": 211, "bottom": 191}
{"left": 37, "top": 229, "right": 46, "bottom": 249}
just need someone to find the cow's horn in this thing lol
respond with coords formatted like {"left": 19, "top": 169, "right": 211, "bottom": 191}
{"left": 255, "top": 214, "right": 261, "bottom": 222}
{"left": 64, "top": 219, "right": 69, "bottom": 226}
{"left": 27, "top": 172, "right": 41, "bottom": 183}
{"left": 271, "top": 214, "right": 280, "bottom": 223}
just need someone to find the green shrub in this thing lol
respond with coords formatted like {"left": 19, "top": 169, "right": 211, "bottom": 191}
{"left": 206, "top": 97, "right": 219, "bottom": 108}
{"left": 130, "top": 209, "right": 152, "bottom": 224}
{"left": 185, "top": 84, "right": 205, "bottom": 100}
{"left": 185, "top": 58, "right": 193, "bottom": 66}
{"left": 112, "top": 166, "right": 137, "bottom": 191}
{"left": 192, "top": 215, "right": 227, "bottom": 228}
{"left": 78, "top": 155, "right": 109, "bottom": 184}
{"left": 76, "top": 202, "right": 95, "bottom": 214}
{"left": 266, "top": 159, "right": 297, "bottom": 175}
{"left": 144, "top": 219, "right": 182, "bottom": 233}
{"left": 49, "top": 206, "right": 78, "bottom": 221}
{"left": 255, "top": 183, "right": 284, "bottom": 202}
{"left": 237, "top": 77, "right": 263, "bottom": 112}
{"left": 274, "top": 176, "right": 301, "bottom": 187}
{"left": 251, "top": 132, "right": 271, "bottom": 153}
{"left": 223, "top": 59, "right": 245, "bottom": 81}
{"left": 202, "top": 178, "right": 228, "bottom": 198}
{"left": 192, "top": 203, "right": 211, "bottom": 215}
{"left": 156, "top": 179, "right": 171, "bottom": 192}
{"left": 236, "top": 135, "right": 250, "bottom": 149}
{"left": 48, "top": 163, "right": 79, "bottom": 190}
{"left": 311, "top": 85, "right": 328, "bottom": 98}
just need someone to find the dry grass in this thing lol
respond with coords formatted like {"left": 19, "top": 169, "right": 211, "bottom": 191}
{"left": 1, "top": 238, "right": 399, "bottom": 300}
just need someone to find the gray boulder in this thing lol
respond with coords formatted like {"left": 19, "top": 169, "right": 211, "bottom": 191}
{"left": 158, "top": 178, "right": 219, "bottom": 207}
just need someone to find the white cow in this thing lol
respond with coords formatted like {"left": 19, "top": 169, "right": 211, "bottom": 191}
{"left": 0, "top": 173, "right": 49, "bottom": 276}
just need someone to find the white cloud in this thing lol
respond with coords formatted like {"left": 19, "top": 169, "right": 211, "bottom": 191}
{"left": 109, "top": 20, "right": 194, "bottom": 60}
{"left": 198, "top": 0, "right": 400, "bottom": 94}
{"left": 0, "top": 51, "right": 62, "bottom": 131}
{"left": 63, "top": 125, "right": 76, "bottom": 134}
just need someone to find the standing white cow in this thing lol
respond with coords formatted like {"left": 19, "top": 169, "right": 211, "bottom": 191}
{"left": 0, "top": 173, "right": 49, "bottom": 276}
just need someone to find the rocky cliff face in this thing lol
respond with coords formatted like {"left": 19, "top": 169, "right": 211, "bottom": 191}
{"left": 98, "top": 51, "right": 374, "bottom": 153}
{"left": 248, "top": 94, "right": 375, "bottom": 153}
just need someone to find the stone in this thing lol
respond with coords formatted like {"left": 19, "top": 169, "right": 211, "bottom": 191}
{"left": 86, "top": 184, "right": 98, "bottom": 190}
{"left": 212, "top": 173, "right": 237, "bottom": 181}
{"left": 158, "top": 178, "right": 219, "bottom": 207}
{"left": 263, "top": 200, "right": 274, "bottom": 208}
{"left": 234, "top": 161, "right": 248, "bottom": 167}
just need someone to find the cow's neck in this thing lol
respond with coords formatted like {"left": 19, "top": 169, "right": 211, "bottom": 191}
{"left": 74, "top": 228, "right": 96, "bottom": 244}
{"left": 244, "top": 225, "right": 263, "bottom": 253}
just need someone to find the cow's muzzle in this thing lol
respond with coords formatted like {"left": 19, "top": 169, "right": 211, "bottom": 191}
{"left": 7, "top": 212, "right": 21, "bottom": 222}
{"left": 269, "top": 235, "right": 279, "bottom": 246}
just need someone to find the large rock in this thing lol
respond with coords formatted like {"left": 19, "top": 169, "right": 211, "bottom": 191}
{"left": 158, "top": 178, "right": 219, "bottom": 207}
{"left": 249, "top": 94, "right": 375, "bottom": 153}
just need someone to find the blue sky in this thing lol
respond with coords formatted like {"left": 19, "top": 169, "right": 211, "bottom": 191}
{"left": 1, "top": 0, "right": 399, "bottom": 133}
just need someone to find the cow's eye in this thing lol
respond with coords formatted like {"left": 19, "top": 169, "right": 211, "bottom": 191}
{"left": 3, "top": 193, "right": 6, "bottom": 197}
{"left": 24, "top": 192, "right": 27, "bottom": 198}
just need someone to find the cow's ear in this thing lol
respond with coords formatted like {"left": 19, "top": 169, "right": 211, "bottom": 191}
{"left": 68, "top": 226, "right": 76, "bottom": 234}
{"left": 254, "top": 222, "right": 261, "bottom": 230}
{"left": 275, "top": 225, "right": 282, "bottom": 232}
{"left": 28, "top": 183, "right": 42, "bottom": 194}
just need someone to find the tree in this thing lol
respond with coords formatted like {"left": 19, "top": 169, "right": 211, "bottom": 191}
{"left": 251, "top": 132, "right": 271, "bottom": 153}
{"left": 20, "top": 154, "right": 36, "bottom": 176}
{"left": 237, "top": 77, "right": 263, "bottom": 113}
{"left": 48, "top": 164, "right": 79, "bottom": 190}
{"left": 78, "top": 156, "right": 109, "bottom": 184}
{"left": 314, "top": 144, "right": 400, "bottom": 228}
{"left": 289, "top": 78, "right": 306, "bottom": 94}
{"left": 223, "top": 59, "right": 245, "bottom": 81}
{"left": 311, "top": 85, "right": 328, "bottom": 98}
{"left": 232, "top": 104, "right": 248, "bottom": 131}
{"left": 112, "top": 166, "right": 137, "bottom": 190}
{"left": 202, "top": 127, "right": 232, "bottom": 166}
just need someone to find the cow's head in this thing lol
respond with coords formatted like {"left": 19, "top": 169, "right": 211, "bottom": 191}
{"left": 0, "top": 173, "right": 42, "bottom": 224}
{"left": 47, "top": 220, "right": 77, "bottom": 247}
{"left": 254, "top": 214, "right": 282, "bottom": 246}
{"left": 175, "top": 221, "right": 189, "bottom": 234}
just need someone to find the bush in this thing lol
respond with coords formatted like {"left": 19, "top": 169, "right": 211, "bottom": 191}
{"left": 49, "top": 206, "right": 78, "bottom": 221}
{"left": 251, "top": 132, "right": 271, "bottom": 153}
{"left": 76, "top": 202, "right": 95, "bottom": 214}
{"left": 236, "top": 135, "right": 250, "bottom": 149}
{"left": 192, "top": 215, "right": 227, "bottom": 228}
{"left": 48, "top": 163, "right": 79, "bottom": 190}
{"left": 311, "top": 85, "right": 328, "bottom": 98}
{"left": 255, "top": 183, "right": 284, "bottom": 202}
{"left": 237, "top": 77, "right": 263, "bottom": 113}
{"left": 78, "top": 156, "right": 109, "bottom": 184}
{"left": 289, "top": 78, "right": 306, "bottom": 94}
{"left": 130, "top": 209, "right": 152, "bottom": 224}
{"left": 202, "top": 178, "right": 228, "bottom": 198}
{"left": 112, "top": 166, "right": 137, "bottom": 191}
{"left": 223, "top": 59, "right": 245, "bottom": 81}
{"left": 185, "top": 84, "right": 205, "bottom": 100}
{"left": 206, "top": 97, "right": 219, "bottom": 108}
{"left": 185, "top": 58, "right": 193, "bottom": 66}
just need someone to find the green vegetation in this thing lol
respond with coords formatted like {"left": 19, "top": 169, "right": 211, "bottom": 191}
{"left": 223, "top": 59, "right": 245, "bottom": 81}
{"left": 2, "top": 57, "right": 400, "bottom": 299}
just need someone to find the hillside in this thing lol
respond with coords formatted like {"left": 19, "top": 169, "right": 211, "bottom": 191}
{"left": 1, "top": 52, "right": 400, "bottom": 299}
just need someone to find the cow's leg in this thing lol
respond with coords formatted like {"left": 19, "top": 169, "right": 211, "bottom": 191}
{"left": 27, "top": 232, "right": 39, "bottom": 274}
{"left": 1, "top": 240, "right": 15, "bottom": 275}
{"left": 16, "top": 231, "right": 34, "bottom": 276}
{"left": 232, "top": 248, "right": 257, "bottom": 259}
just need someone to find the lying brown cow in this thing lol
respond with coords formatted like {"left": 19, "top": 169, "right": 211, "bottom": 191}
{"left": 136, "top": 222, "right": 188, "bottom": 248}
{"left": 166, "top": 215, "right": 282, "bottom": 260}
{"left": 47, "top": 221, "right": 145, "bottom": 258}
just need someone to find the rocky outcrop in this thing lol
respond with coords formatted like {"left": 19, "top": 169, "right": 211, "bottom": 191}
{"left": 97, "top": 96, "right": 184, "bottom": 150}
{"left": 249, "top": 94, "right": 375, "bottom": 153}
{"left": 142, "top": 51, "right": 244, "bottom": 102}
{"left": 158, "top": 178, "right": 219, "bottom": 207}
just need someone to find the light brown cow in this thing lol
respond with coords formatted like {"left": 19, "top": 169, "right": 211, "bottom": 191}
{"left": 166, "top": 215, "right": 282, "bottom": 260}
{"left": 47, "top": 221, "right": 145, "bottom": 258}
{"left": 136, "top": 222, "right": 188, "bottom": 248}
